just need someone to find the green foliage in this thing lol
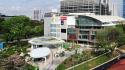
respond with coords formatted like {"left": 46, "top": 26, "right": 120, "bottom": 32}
{"left": 0, "top": 45, "right": 28, "bottom": 58}
{"left": 96, "top": 25, "right": 125, "bottom": 51}
{"left": 1, "top": 16, "right": 31, "bottom": 42}
{"left": 56, "top": 50, "right": 103, "bottom": 69}
{"left": 0, "top": 18, "right": 5, "bottom": 33}
{"left": 34, "top": 26, "right": 43, "bottom": 34}
{"left": 1, "top": 16, "right": 43, "bottom": 44}
{"left": 56, "top": 64, "right": 66, "bottom": 70}
{"left": 2, "top": 16, "right": 30, "bottom": 31}
{"left": 71, "top": 52, "right": 116, "bottom": 70}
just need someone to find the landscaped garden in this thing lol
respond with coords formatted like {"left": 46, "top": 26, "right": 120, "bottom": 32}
{"left": 0, "top": 43, "right": 36, "bottom": 70}
{"left": 63, "top": 42, "right": 80, "bottom": 51}
{"left": 0, "top": 16, "right": 44, "bottom": 70}
{"left": 69, "top": 51, "right": 119, "bottom": 70}
{"left": 56, "top": 49, "right": 107, "bottom": 70}
{"left": 57, "top": 25, "right": 125, "bottom": 70}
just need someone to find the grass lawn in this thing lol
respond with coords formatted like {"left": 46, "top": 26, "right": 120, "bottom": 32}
{"left": 69, "top": 53, "right": 116, "bottom": 70}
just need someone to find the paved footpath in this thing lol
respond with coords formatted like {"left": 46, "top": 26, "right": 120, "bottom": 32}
{"left": 44, "top": 50, "right": 75, "bottom": 70}
{"left": 38, "top": 45, "right": 88, "bottom": 70}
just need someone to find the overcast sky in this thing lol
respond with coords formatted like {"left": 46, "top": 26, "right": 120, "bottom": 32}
{"left": 0, "top": 0, "right": 59, "bottom": 18}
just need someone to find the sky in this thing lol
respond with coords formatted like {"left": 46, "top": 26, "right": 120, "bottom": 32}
{"left": 0, "top": 0, "right": 59, "bottom": 18}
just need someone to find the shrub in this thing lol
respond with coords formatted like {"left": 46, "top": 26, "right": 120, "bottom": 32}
{"left": 56, "top": 64, "right": 66, "bottom": 70}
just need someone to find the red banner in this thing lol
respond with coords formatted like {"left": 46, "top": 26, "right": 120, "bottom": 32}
{"left": 68, "top": 35, "right": 77, "bottom": 40}
{"left": 61, "top": 16, "right": 67, "bottom": 20}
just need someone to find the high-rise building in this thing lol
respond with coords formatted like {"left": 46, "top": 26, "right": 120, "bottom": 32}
{"left": 33, "top": 10, "right": 42, "bottom": 21}
{"left": 60, "top": 0, "right": 110, "bottom": 15}
{"left": 60, "top": 0, "right": 123, "bottom": 17}
{"left": 108, "top": 0, "right": 123, "bottom": 17}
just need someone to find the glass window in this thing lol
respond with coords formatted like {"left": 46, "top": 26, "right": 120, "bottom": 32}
{"left": 51, "top": 29, "right": 56, "bottom": 32}
{"left": 50, "top": 24, "right": 56, "bottom": 28}
{"left": 91, "top": 35, "right": 95, "bottom": 40}
{"left": 91, "top": 31, "right": 96, "bottom": 35}
{"left": 79, "top": 36, "right": 82, "bottom": 39}
{"left": 38, "top": 45, "right": 43, "bottom": 48}
{"left": 82, "top": 35, "right": 88, "bottom": 39}
{"left": 50, "top": 33, "right": 56, "bottom": 37}
{"left": 61, "top": 29, "right": 66, "bottom": 33}
{"left": 80, "top": 30, "right": 89, "bottom": 34}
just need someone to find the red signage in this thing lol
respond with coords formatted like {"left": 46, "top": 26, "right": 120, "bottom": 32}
{"left": 61, "top": 16, "right": 67, "bottom": 20}
{"left": 68, "top": 35, "right": 77, "bottom": 40}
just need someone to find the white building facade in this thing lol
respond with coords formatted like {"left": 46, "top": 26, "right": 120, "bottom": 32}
{"left": 44, "top": 13, "right": 125, "bottom": 44}
{"left": 44, "top": 13, "right": 76, "bottom": 40}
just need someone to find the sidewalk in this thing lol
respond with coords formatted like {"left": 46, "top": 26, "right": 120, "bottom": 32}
{"left": 44, "top": 50, "right": 75, "bottom": 70}
{"left": 37, "top": 44, "right": 87, "bottom": 70}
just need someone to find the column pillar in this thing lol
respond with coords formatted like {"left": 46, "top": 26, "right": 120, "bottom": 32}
{"left": 36, "top": 45, "right": 38, "bottom": 48}
{"left": 44, "top": 57, "right": 46, "bottom": 63}
{"left": 31, "top": 44, "right": 34, "bottom": 50}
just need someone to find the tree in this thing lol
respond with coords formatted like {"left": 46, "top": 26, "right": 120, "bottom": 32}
{"left": 96, "top": 26, "right": 125, "bottom": 52}
{"left": 23, "top": 26, "right": 33, "bottom": 38}
{"left": 116, "top": 24, "right": 125, "bottom": 46}
{"left": 1, "top": 16, "right": 44, "bottom": 46}
{"left": 1, "top": 16, "right": 31, "bottom": 44}
{"left": 0, "top": 18, "right": 5, "bottom": 33}
{"left": 33, "top": 26, "right": 43, "bottom": 34}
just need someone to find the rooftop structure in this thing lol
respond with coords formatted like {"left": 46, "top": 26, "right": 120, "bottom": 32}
{"left": 30, "top": 47, "right": 51, "bottom": 60}
{"left": 29, "top": 37, "right": 65, "bottom": 63}
{"left": 29, "top": 37, "right": 64, "bottom": 49}
{"left": 85, "top": 15, "right": 125, "bottom": 23}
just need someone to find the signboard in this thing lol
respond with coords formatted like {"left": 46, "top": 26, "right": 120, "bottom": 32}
{"left": 67, "top": 28, "right": 77, "bottom": 40}
{"left": 68, "top": 35, "right": 77, "bottom": 40}
{"left": 60, "top": 16, "right": 67, "bottom": 20}
{"left": 60, "top": 16, "right": 67, "bottom": 25}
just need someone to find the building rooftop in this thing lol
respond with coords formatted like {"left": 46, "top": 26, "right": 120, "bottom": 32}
{"left": 29, "top": 37, "right": 65, "bottom": 45}
{"left": 86, "top": 15, "right": 125, "bottom": 23}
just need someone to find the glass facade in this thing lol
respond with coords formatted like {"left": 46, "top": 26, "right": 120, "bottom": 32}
{"left": 50, "top": 24, "right": 61, "bottom": 38}
{"left": 50, "top": 29, "right": 56, "bottom": 32}
{"left": 77, "top": 16, "right": 101, "bottom": 26}
{"left": 76, "top": 16, "right": 102, "bottom": 44}
{"left": 67, "top": 28, "right": 77, "bottom": 40}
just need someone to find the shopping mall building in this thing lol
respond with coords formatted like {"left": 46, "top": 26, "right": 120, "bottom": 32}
{"left": 44, "top": 13, "right": 125, "bottom": 45}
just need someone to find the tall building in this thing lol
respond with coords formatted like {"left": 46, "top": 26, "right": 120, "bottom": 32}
{"left": 108, "top": 0, "right": 123, "bottom": 17}
{"left": 60, "top": 0, "right": 110, "bottom": 15}
{"left": 33, "top": 10, "right": 42, "bottom": 21}
{"left": 60, "top": 0, "right": 123, "bottom": 17}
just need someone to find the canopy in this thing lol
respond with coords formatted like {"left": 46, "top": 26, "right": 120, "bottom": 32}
{"left": 29, "top": 37, "right": 65, "bottom": 45}
{"left": 30, "top": 47, "right": 51, "bottom": 58}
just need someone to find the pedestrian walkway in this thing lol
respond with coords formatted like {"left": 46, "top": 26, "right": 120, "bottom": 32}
{"left": 36, "top": 44, "right": 88, "bottom": 70}
{"left": 44, "top": 50, "right": 75, "bottom": 70}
